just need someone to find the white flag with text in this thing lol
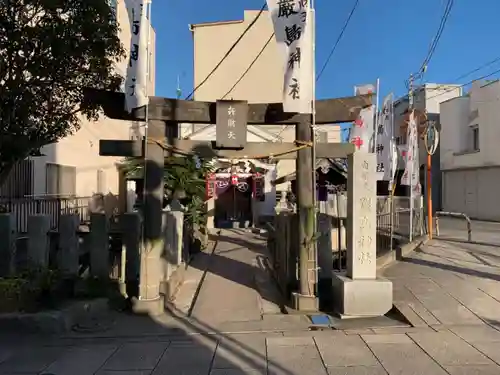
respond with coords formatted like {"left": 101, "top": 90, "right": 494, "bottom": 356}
{"left": 124, "top": 0, "right": 150, "bottom": 113}
{"left": 354, "top": 84, "right": 376, "bottom": 96}
{"left": 266, "top": 0, "right": 313, "bottom": 113}
{"left": 349, "top": 105, "right": 375, "bottom": 153}
{"left": 375, "top": 94, "right": 396, "bottom": 181}
{"left": 401, "top": 111, "right": 420, "bottom": 193}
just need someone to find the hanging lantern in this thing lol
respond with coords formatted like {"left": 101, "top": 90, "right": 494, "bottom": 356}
{"left": 231, "top": 175, "right": 239, "bottom": 185}
{"left": 206, "top": 173, "right": 216, "bottom": 199}
{"left": 253, "top": 173, "right": 265, "bottom": 201}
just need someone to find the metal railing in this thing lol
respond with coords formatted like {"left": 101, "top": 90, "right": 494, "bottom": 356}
{"left": 0, "top": 196, "right": 94, "bottom": 232}
{"left": 269, "top": 195, "right": 426, "bottom": 276}
{"left": 435, "top": 211, "right": 472, "bottom": 242}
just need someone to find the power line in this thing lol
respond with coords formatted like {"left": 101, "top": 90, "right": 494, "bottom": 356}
{"left": 418, "top": 0, "right": 454, "bottom": 74}
{"left": 316, "top": 0, "right": 360, "bottom": 82}
{"left": 185, "top": 3, "right": 267, "bottom": 100}
{"left": 222, "top": 33, "right": 275, "bottom": 100}
{"left": 418, "top": 56, "right": 500, "bottom": 95}
{"left": 426, "top": 66, "right": 500, "bottom": 101}
{"left": 450, "top": 56, "right": 500, "bottom": 82}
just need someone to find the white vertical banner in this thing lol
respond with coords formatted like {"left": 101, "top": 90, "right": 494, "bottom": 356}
{"left": 124, "top": 0, "right": 150, "bottom": 113}
{"left": 375, "top": 94, "right": 396, "bottom": 181}
{"left": 354, "top": 84, "right": 376, "bottom": 95}
{"left": 348, "top": 105, "right": 375, "bottom": 153}
{"left": 401, "top": 111, "right": 421, "bottom": 193}
{"left": 266, "top": 0, "right": 313, "bottom": 113}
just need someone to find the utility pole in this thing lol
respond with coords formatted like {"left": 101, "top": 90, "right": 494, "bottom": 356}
{"left": 408, "top": 74, "right": 414, "bottom": 242}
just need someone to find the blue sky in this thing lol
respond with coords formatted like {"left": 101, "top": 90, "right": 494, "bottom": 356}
{"left": 151, "top": 0, "right": 500, "bottom": 138}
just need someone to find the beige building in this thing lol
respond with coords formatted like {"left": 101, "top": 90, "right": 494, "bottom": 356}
{"left": 1, "top": 0, "right": 155, "bottom": 201}
{"left": 392, "top": 83, "right": 461, "bottom": 210}
{"left": 184, "top": 10, "right": 340, "bottom": 226}
{"left": 440, "top": 80, "right": 500, "bottom": 220}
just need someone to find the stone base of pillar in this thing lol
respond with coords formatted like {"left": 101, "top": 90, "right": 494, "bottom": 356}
{"left": 131, "top": 296, "right": 164, "bottom": 316}
{"left": 291, "top": 292, "right": 319, "bottom": 312}
{"left": 332, "top": 273, "right": 393, "bottom": 319}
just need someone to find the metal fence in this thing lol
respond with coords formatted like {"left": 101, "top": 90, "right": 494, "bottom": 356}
{"left": 0, "top": 196, "right": 93, "bottom": 233}
{"left": 277, "top": 194, "right": 425, "bottom": 271}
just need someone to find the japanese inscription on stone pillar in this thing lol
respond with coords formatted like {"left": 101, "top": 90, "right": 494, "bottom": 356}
{"left": 346, "top": 152, "right": 377, "bottom": 280}
{"left": 215, "top": 100, "right": 248, "bottom": 149}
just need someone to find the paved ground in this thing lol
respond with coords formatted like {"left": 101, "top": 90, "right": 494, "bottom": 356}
{"left": 3, "top": 327, "right": 500, "bottom": 374}
{"left": 382, "top": 218, "right": 500, "bottom": 329}
{"left": 3, "top": 225, "right": 500, "bottom": 374}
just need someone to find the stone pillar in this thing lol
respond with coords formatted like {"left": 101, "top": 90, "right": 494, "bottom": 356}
{"left": 206, "top": 197, "right": 215, "bottom": 229}
{"left": 0, "top": 214, "right": 16, "bottom": 276}
{"left": 317, "top": 213, "right": 333, "bottom": 309}
{"left": 332, "top": 152, "right": 393, "bottom": 318}
{"left": 120, "top": 213, "right": 141, "bottom": 296}
{"left": 165, "top": 210, "right": 183, "bottom": 268}
{"left": 317, "top": 213, "right": 333, "bottom": 280}
{"left": 58, "top": 214, "right": 79, "bottom": 277}
{"left": 27, "top": 214, "right": 51, "bottom": 269}
{"left": 89, "top": 213, "right": 109, "bottom": 279}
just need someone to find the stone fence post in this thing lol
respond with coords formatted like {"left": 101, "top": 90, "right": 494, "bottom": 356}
{"left": 27, "top": 214, "right": 51, "bottom": 269}
{"left": 0, "top": 214, "right": 16, "bottom": 276}
{"left": 120, "top": 212, "right": 141, "bottom": 296}
{"left": 58, "top": 214, "right": 79, "bottom": 277}
{"left": 89, "top": 213, "right": 109, "bottom": 279}
{"left": 332, "top": 152, "right": 393, "bottom": 318}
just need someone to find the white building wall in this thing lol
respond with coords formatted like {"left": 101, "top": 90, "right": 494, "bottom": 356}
{"left": 440, "top": 80, "right": 500, "bottom": 170}
{"left": 440, "top": 80, "right": 500, "bottom": 221}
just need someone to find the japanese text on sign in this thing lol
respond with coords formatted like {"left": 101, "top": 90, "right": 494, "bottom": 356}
{"left": 267, "top": 0, "right": 313, "bottom": 113}
{"left": 215, "top": 100, "right": 248, "bottom": 149}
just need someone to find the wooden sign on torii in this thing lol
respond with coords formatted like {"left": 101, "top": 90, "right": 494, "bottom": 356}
{"left": 88, "top": 89, "right": 372, "bottom": 313}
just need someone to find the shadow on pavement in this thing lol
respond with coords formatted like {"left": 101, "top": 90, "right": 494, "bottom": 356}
{"left": 402, "top": 257, "right": 500, "bottom": 282}
{"left": 0, "top": 302, "right": 299, "bottom": 375}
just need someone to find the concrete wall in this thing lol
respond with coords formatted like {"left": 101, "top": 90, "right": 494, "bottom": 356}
{"left": 440, "top": 80, "right": 500, "bottom": 170}
{"left": 31, "top": 0, "right": 156, "bottom": 198}
{"left": 440, "top": 80, "right": 500, "bottom": 221}
{"left": 190, "top": 10, "right": 341, "bottom": 192}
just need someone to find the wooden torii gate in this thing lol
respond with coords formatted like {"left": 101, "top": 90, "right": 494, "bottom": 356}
{"left": 89, "top": 89, "right": 371, "bottom": 312}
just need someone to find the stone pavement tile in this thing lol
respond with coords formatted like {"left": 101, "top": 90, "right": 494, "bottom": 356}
{"left": 444, "top": 364, "right": 500, "bottom": 375}
{"left": 393, "top": 285, "right": 441, "bottom": 326}
{"left": 0, "top": 346, "right": 66, "bottom": 374}
{"left": 371, "top": 327, "right": 434, "bottom": 335}
{"left": 102, "top": 342, "right": 169, "bottom": 371}
{"left": 210, "top": 369, "right": 265, "bottom": 375}
{"left": 404, "top": 278, "right": 483, "bottom": 325}
{"left": 429, "top": 272, "right": 500, "bottom": 324}
{"left": 43, "top": 344, "right": 118, "bottom": 375}
{"left": 97, "top": 371, "right": 152, "bottom": 375}
{"left": 266, "top": 337, "right": 327, "bottom": 375}
{"left": 449, "top": 325, "right": 500, "bottom": 343}
{"left": 314, "top": 335, "right": 379, "bottom": 368}
{"left": 152, "top": 342, "right": 216, "bottom": 375}
{"left": 362, "top": 334, "right": 448, "bottom": 375}
{"left": 344, "top": 329, "right": 375, "bottom": 335}
{"left": 282, "top": 330, "right": 346, "bottom": 338}
{"left": 392, "top": 301, "right": 430, "bottom": 327}
{"left": 469, "top": 342, "right": 500, "bottom": 365}
{"left": 213, "top": 334, "right": 267, "bottom": 370}
{"left": 362, "top": 334, "right": 413, "bottom": 344}
{"left": 326, "top": 366, "right": 388, "bottom": 375}
{"left": 408, "top": 331, "right": 493, "bottom": 366}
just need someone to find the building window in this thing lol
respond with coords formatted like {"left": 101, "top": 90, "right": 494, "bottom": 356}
{"left": 45, "top": 163, "right": 76, "bottom": 197}
{"left": 0, "top": 159, "right": 34, "bottom": 198}
{"left": 471, "top": 125, "right": 479, "bottom": 151}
